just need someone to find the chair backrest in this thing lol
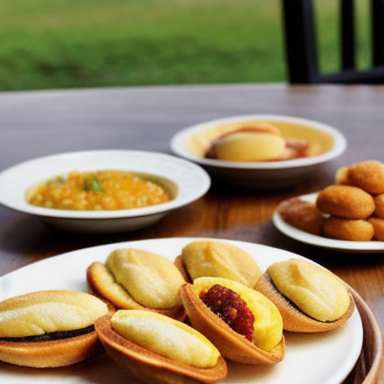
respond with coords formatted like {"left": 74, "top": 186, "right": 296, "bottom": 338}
{"left": 282, "top": 0, "right": 384, "bottom": 84}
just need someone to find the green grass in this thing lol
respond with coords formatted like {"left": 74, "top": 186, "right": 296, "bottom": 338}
{"left": 0, "top": 0, "right": 373, "bottom": 91}
{"left": 0, "top": 0, "right": 286, "bottom": 91}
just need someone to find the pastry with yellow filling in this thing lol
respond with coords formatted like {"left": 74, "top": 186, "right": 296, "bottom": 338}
{"left": 95, "top": 310, "right": 227, "bottom": 384}
{"left": 180, "top": 277, "right": 285, "bottom": 365}
{"left": 255, "top": 259, "right": 355, "bottom": 332}
{"left": 87, "top": 248, "right": 186, "bottom": 320}
{"left": 0, "top": 290, "right": 108, "bottom": 367}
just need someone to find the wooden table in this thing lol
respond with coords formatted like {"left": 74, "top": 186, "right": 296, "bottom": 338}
{"left": 0, "top": 84, "right": 383, "bottom": 383}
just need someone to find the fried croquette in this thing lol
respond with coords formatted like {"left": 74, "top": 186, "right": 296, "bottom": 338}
{"left": 374, "top": 194, "right": 384, "bottom": 219}
{"left": 277, "top": 197, "right": 325, "bottom": 235}
{"left": 323, "top": 217, "right": 374, "bottom": 241}
{"left": 316, "top": 185, "right": 375, "bottom": 219}
{"left": 336, "top": 160, "right": 384, "bottom": 194}
{"left": 367, "top": 217, "right": 384, "bottom": 241}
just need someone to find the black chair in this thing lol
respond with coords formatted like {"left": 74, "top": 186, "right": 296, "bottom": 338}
{"left": 281, "top": 0, "right": 384, "bottom": 84}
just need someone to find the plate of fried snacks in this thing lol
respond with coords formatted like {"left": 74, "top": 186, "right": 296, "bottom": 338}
{"left": 170, "top": 114, "right": 346, "bottom": 188}
{"left": 274, "top": 160, "right": 384, "bottom": 253}
{"left": 0, "top": 237, "right": 363, "bottom": 384}
{"left": 0, "top": 150, "right": 210, "bottom": 233}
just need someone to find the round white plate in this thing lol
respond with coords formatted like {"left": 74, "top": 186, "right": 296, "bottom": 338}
{"left": 170, "top": 115, "right": 347, "bottom": 188}
{"left": 0, "top": 150, "right": 211, "bottom": 233}
{"left": 0, "top": 237, "right": 363, "bottom": 384}
{"left": 273, "top": 193, "right": 384, "bottom": 253}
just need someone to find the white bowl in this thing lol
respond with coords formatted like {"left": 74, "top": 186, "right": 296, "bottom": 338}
{"left": 0, "top": 150, "right": 211, "bottom": 233}
{"left": 170, "top": 115, "right": 347, "bottom": 188}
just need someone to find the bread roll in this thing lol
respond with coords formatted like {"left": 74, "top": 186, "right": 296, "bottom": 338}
{"left": 0, "top": 290, "right": 108, "bottom": 367}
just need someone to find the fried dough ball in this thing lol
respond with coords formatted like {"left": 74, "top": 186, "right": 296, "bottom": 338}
{"left": 323, "top": 217, "right": 374, "bottom": 241}
{"left": 336, "top": 160, "right": 384, "bottom": 194}
{"left": 367, "top": 217, "right": 384, "bottom": 241}
{"left": 316, "top": 185, "right": 375, "bottom": 219}
{"left": 277, "top": 197, "right": 325, "bottom": 236}
{"left": 374, "top": 194, "right": 384, "bottom": 219}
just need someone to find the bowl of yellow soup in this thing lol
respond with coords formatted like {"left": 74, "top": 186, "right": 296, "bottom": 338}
{"left": 0, "top": 150, "right": 210, "bottom": 233}
{"left": 170, "top": 115, "right": 347, "bottom": 189}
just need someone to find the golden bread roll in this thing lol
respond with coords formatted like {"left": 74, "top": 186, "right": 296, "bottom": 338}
{"left": 323, "top": 217, "right": 374, "bottom": 241}
{"left": 367, "top": 217, "right": 384, "bottom": 241}
{"left": 316, "top": 185, "right": 375, "bottom": 219}
{"left": 177, "top": 240, "right": 262, "bottom": 287}
{"left": 336, "top": 160, "right": 384, "bottom": 194}
{"left": 277, "top": 197, "right": 325, "bottom": 236}
{"left": 180, "top": 277, "right": 285, "bottom": 365}
{"left": 0, "top": 290, "right": 108, "bottom": 367}
{"left": 374, "top": 194, "right": 384, "bottom": 219}
{"left": 87, "top": 248, "right": 186, "bottom": 320}
{"left": 95, "top": 311, "right": 227, "bottom": 384}
{"left": 255, "top": 259, "right": 355, "bottom": 333}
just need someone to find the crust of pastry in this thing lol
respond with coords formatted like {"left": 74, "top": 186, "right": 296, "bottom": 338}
{"left": 179, "top": 283, "right": 285, "bottom": 365}
{"left": 87, "top": 261, "right": 186, "bottom": 321}
{"left": 95, "top": 315, "right": 228, "bottom": 384}
{"left": 255, "top": 274, "right": 355, "bottom": 333}
{"left": 0, "top": 330, "right": 103, "bottom": 368}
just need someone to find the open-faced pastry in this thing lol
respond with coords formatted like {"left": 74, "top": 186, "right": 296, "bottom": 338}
{"left": 87, "top": 248, "right": 186, "bottom": 321}
{"left": 0, "top": 290, "right": 108, "bottom": 367}
{"left": 180, "top": 277, "right": 285, "bottom": 365}
{"left": 95, "top": 310, "right": 227, "bottom": 384}
{"left": 175, "top": 240, "right": 262, "bottom": 287}
{"left": 255, "top": 259, "right": 355, "bottom": 333}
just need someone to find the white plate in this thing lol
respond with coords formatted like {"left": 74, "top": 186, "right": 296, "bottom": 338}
{"left": 170, "top": 115, "right": 347, "bottom": 188}
{"left": 0, "top": 237, "right": 363, "bottom": 384}
{"left": 273, "top": 193, "right": 384, "bottom": 253}
{"left": 0, "top": 150, "right": 211, "bottom": 233}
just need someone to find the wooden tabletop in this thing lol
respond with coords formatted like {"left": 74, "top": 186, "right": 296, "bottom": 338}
{"left": 0, "top": 83, "right": 383, "bottom": 382}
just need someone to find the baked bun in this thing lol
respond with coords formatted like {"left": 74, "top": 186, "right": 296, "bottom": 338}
{"left": 176, "top": 240, "right": 262, "bottom": 288}
{"left": 95, "top": 311, "right": 227, "bottom": 384}
{"left": 87, "top": 248, "right": 186, "bottom": 321}
{"left": 255, "top": 259, "right": 355, "bottom": 333}
{"left": 180, "top": 277, "right": 285, "bottom": 365}
{"left": 0, "top": 290, "right": 108, "bottom": 367}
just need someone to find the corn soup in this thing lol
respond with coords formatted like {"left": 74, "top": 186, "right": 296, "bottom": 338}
{"left": 27, "top": 170, "right": 171, "bottom": 211}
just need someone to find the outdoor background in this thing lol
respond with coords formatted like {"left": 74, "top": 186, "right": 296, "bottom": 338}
{"left": 0, "top": 0, "right": 372, "bottom": 91}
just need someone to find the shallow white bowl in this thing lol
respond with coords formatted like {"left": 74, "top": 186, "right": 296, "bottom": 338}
{"left": 170, "top": 115, "right": 347, "bottom": 188}
{"left": 0, "top": 150, "right": 211, "bottom": 233}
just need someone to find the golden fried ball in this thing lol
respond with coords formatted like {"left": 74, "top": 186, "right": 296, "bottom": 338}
{"left": 336, "top": 160, "right": 384, "bottom": 194}
{"left": 367, "top": 217, "right": 384, "bottom": 241}
{"left": 323, "top": 217, "right": 374, "bottom": 241}
{"left": 374, "top": 194, "right": 384, "bottom": 219}
{"left": 316, "top": 185, "right": 375, "bottom": 219}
